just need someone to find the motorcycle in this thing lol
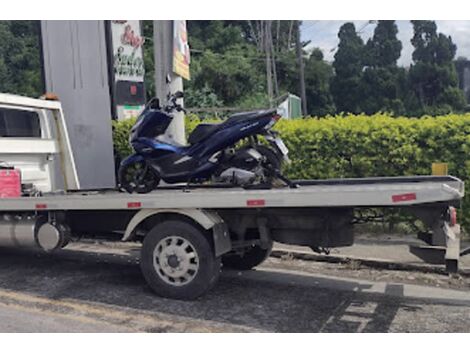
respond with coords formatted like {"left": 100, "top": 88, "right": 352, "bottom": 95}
{"left": 118, "top": 90, "right": 290, "bottom": 193}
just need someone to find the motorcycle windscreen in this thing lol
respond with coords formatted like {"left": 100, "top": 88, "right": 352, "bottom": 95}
{"left": 134, "top": 110, "right": 173, "bottom": 139}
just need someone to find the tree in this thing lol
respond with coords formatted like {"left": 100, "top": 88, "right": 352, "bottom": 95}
{"left": 185, "top": 21, "right": 311, "bottom": 109}
{"left": 304, "top": 48, "right": 335, "bottom": 116}
{"left": 331, "top": 22, "right": 365, "bottom": 114}
{"left": 185, "top": 21, "right": 267, "bottom": 107}
{"left": 361, "top": 20, "right": 405, "bottom": 115}
{"left": 0, "top": 21, "right": 42, "bottom": 97}
{"left": 408, "top": 20, "right": 466, "bottom": 115}
{"left": 187, "top": 45, "right": 265, "bottom": 106}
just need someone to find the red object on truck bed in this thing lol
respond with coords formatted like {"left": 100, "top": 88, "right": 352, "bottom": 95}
{"left": 0, "top": 169, "right": 21, "bottom": 198}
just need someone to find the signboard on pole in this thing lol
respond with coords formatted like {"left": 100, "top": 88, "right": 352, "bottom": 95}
{"left": 173, "top": 20, "right": 191, "bottom": 80}
{"left": 109, "top": 20, "right": 146, "bottom": 120}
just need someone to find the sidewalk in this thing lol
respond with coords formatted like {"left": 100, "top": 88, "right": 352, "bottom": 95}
{"left": 273, "top": 233, "right": 470, "bottom": 271}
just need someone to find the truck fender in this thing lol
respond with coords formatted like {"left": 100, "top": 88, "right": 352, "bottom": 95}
{"left": 122, "top": 208, "right": 231, "bottom": 257}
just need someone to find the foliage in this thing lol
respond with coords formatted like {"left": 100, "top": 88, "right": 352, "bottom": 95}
{"left": 276, "top": 113, "right": 470, "bottom": 232}
{"left": 408, "top": 21, "right": 467, "bottom": 115}
{"left": 112, "top": 117, "right": 137, "bottom": 158}
{"left": 185, "top": 20, "right": 333, "bottom": 112}
{"left": 186, "top": 21, "right": 265, "bottom": 107}
{"left": 188, "top": 46, "right": 265, "bottom": 106}
{"left": 362, "top": 21, "right": 406, "bottom": 115}
{"left": 113, "top": 113, "right": 470, "bottom": 233}
{"left": 364, "top": 21, "right": 402, "bottom": 67}
{"left": 142, "top": 21, "right": 156, "bottom": 100}
{"left": 184, "top": 85, "right": 223, "bottom": 109}
{"left": 0, "top": 21, "right": 42, "bottom": 97}
{"left": 304, "top": 49, "right": 336, "bottom": 116}
{"left": 331, "top": 23, "right": 365, "bottom": 114}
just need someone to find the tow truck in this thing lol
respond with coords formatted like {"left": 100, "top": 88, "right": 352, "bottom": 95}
{"left": 0, "top": 93, "right": 465, "bottom": 300}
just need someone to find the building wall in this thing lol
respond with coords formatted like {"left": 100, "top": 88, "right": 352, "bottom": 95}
{"left": 456, "top": 59, "right": 470, "bottom": 104}
{"left": 464, "top": 66, "right": 470, "bottom": 103}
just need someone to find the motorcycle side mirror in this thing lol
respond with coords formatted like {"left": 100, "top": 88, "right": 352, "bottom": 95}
{"left": 148, "top": 97, "right": 160, "bottom": 110}
{"left": 174, "top": 91, "right": 184, "bottom": 99}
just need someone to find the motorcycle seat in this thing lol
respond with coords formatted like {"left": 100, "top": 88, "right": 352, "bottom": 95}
{"left": 187, "top": 109, "right": 277, "bottom": 145}
{"left": 226, "top": 109, "right": 277, "bottom": 124}
{"left": 188, "top": 123, "right": 220, "bottom": 144}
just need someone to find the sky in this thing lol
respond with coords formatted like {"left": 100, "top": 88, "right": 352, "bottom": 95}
{"left": 301, "top": 20, "right": 470, "bottom": 66}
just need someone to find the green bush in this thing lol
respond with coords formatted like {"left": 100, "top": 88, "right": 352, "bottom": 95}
{"left": 275, "top": 114, "right": 470, "bottom": 233}
{"left": 113, "top": 113, "right": 470, "bottom": 232}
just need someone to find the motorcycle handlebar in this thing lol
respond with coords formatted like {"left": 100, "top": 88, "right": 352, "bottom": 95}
{"left": 164, "top": 91, "right": 185, "bottom": 114}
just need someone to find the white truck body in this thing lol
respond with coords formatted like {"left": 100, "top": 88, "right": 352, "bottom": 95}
{"left": 0, "top": 93, "right": 79, "bottom": 192}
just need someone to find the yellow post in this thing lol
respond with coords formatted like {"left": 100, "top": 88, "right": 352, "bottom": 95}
{"left": 432, "top": 163, "right": 448, "bottom": 176}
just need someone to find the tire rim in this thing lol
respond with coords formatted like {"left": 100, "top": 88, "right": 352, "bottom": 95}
{"left": 123, "top": 162, "right": 156, "bottom": 191}
{"left": 153, "top": 236, "right": 199, "bottom": 286}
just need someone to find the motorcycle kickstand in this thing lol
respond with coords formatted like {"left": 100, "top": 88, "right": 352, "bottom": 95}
{"left": 182, "top": 179, "right": 194, "bottom": 193}
{"left": 275, "top": 171, "right": 299, "bottom": 189}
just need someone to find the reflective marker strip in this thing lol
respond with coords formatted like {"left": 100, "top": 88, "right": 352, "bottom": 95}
{"left": 127, "top": 202, "right": 142, "bottom": 208}
{"left": 449, "top": 207, "right": 457, "bottom": 226}
{"left": 247, "top": 199, "right": 265, "bottom": 207}
{"left": 392, "top": 193, "right": 416, "bottom": 203}
{"left": 35, "top": 204, "right": 47, "bottom": 209}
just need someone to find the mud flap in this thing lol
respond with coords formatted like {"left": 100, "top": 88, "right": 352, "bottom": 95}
{"left": 212, "top": 222, "right": 231, "bottom": 257}
{"left": 409, "top": 222, "right": 461, "bottom": 271}
{"left": 444, "top": 223, "right": 460, "bottom": 273}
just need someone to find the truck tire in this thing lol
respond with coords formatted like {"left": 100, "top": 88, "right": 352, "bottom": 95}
{"left": 222, "top": 240, "right": 273, "bottom": 270}
{"left": 140, "top": 220, "right": 221, "bottom": 300}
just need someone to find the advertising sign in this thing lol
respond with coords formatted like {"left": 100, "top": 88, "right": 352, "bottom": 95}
{"left": 109, "top": 20, "right": 146, "bottom": 119}
{"left": 111, "top": 20, "right": 145, "bottom": 81}
{"left": 173, "top": 20, "right": 191, "bottom": 80}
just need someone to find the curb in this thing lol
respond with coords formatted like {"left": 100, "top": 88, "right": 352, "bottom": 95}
{"left": 270, "top": 249, "right": 470, "bottom": 276}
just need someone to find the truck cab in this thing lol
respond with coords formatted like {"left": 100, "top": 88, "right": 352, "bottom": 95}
{"left": 0, "top": 93, "right": 79, "bottom": 194}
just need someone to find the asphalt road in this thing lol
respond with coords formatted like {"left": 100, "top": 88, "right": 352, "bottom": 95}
{"left": 0, "top": 242, "right": 469, "bottom": 333}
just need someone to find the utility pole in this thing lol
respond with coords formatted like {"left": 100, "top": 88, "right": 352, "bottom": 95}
{"left": 265, "top": 21, "right": 274, "bottom": 107}
{"left": 295, "top": 20, "right": 308, "bottom": 115}
{"left": 269, "top": 21, "right": 279, "bottom": 98}
{"left": 153, "top": 20, "right": 186, "bottom": 144}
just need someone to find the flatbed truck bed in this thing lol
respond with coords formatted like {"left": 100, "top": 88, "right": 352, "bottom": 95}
{"left": 0, "top": 175, "right": 463, "bottom": 210}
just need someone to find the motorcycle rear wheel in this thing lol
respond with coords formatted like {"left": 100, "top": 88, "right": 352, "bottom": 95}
{"left": 255, "top": 145, "right": 283, "bottom": 176}
{"left": 119, "top": 160, "right": 160, "bottom": 193}
{"left": 236, "top": 144, "right": 284, "bottom": 189}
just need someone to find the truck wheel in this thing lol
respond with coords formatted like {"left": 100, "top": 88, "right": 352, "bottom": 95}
{"left": 140, "top": 220, "right": 221, "bottom": 300}
{"left": 222, "top": 240, "right": 273, "bottom": 270}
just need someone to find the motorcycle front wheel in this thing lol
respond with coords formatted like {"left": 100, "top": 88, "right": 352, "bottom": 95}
{"left": 118, "top": 160, "right": 160, "bottom": 193}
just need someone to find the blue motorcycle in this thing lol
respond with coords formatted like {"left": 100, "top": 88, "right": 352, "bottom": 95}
{"left": 118, "top": 90, "right": 290, "bottom": 193}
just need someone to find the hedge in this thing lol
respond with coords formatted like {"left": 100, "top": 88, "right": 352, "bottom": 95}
{"left": 113, "top": 113, "right": 470, "bottom": 233}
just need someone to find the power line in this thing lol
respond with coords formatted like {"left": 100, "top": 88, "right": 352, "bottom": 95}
{"left": 301, "top": 21, "right": 318, "bottom": 33}
{"left": 189, "top": 48, "right": 298, "bottom": 63}
{"left": 303, "top": 24, "right": 317, "bottom": 32}
{"left": 327, "top": 20, "right": 377, "bottom": 54}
